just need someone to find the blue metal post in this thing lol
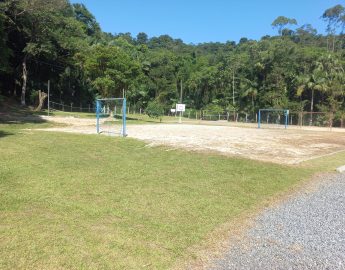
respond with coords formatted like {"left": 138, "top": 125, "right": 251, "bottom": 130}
{"left": 258, "top": 110, "right": 261, "bottom": 129}
{"left": 285, "top": 110, "right": 288, "bottom": 129}
{"left": 96, "top": 100, "right": 100, "bottom": 134}
{"left": 122, "top": 98, "right": 127, "bottom": 137}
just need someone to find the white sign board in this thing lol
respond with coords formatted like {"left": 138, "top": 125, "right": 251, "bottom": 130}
{"left": 170, "top": 109, "right": 176, "bottom": 113}
{"left": 176, "top": 104, "right": 186, "bottom": 112}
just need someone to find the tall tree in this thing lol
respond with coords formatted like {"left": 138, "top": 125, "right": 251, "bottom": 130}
{"left": 272, "top": 16, "right": 298, "bottom": 36}
{"left": 136, "top": 32, "right": 148, "bottom": 45}
{"left": 1, "top": 0, "right": 85, "bottom": 105}
{"left": 322, "top": 5, "right": 345, "bottom": 51}
{"left": 0, "top": 11, "right": 11, "bottom": 75}
{"left": 73, "top": 3, "right": 101, "bottom": 40}
{"left": 82, "top": 45, "right": 141, "bottom": 98}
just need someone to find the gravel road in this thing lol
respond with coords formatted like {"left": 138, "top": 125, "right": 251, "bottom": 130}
{"left": 210, "top": 173, "right": 345, "bottom": 270}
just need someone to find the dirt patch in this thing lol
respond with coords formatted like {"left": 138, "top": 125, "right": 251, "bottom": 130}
{"left": 36, "top": 116, "right": 345, "bottom": 165}
{"left": 127, "top": 124, "right": 345, "bottom": 164}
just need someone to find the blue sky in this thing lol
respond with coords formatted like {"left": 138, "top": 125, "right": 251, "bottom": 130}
{"left": 71, "top": 0, "right": 342, "bottom": 44}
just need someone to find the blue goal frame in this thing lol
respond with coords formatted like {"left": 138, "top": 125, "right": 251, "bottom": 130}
{"left": 96, "top": 98, "right": 127, "bottom": 137}
{"left": 258, "top": 109, "right": 289, "bottom": 129}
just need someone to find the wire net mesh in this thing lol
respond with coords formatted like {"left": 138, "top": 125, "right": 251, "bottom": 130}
{"left": 49, "top": 101, "right": 95, "bottom": 113}
{"left": 201, "top": 111, "right": 229, "bottom": 121}
{"left": 259, "top": 110, "right": 288, "bottom": 128}
{"left": 97, "top": 99, "right": 126, "bottom": 136}
{"left": 199, "top": 111, "right": 257, "bottom": 123}
{"left": 284, "top": 112, "right": 334, "bottom": 128}
{"left": 298, "top": 112, "right": 333, "bottom": 128}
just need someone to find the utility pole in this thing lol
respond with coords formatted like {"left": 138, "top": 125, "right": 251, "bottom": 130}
{"left": 232, "top": 70, "right": 235, "bottom": 105}
{"left": 179, "top": 79, "right": 183, "bottom": 123}
{"left": 180, "top": 79, "right": 183, "bottom": 103}
{"left": 47, "top": 80, "right": 50, "bottom": 116}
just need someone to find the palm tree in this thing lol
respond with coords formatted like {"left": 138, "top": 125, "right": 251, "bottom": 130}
{"left": 241, "top": 78, "right": 258, "bottom": 113}
{"left": 296, "top": 63, "right": 327, "bottom": 125}
{"left": 320, "top": 55, "right": 345, "bottom": 120}
{"left": 336, "top": 110, "right": 345, "bottom": 128}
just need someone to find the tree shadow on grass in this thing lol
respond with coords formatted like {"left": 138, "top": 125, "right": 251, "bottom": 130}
{"left": 0, "top": 112, "right": 47, "bottom": 125}
{"left": 0, "top": 130, "right": 14, "bottom": 138}
{"left": 112, "top": 115, "right": 161, "bottom": 124}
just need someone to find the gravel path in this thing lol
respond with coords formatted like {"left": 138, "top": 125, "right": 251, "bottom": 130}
{"left": 210, "top": 173, "right": 345, "bottom": 270}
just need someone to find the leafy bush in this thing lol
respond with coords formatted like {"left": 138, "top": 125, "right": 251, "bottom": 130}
{"left": 204, "top": 103, "right": 224, "bottom": 115}
{"left": 146, "top": 101, "right": 164, "bottom": 122}
{"left": 30, "top": 90, "right": 39, "bottom": 105}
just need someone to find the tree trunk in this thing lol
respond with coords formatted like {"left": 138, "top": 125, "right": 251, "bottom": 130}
{"left": 232, "top": 70, "right": 235, "bottom": 105}
{"left": 12, "top": 79, "right": 17, "bottom": 96}
{"left": 21, "top": 56, "right": 28, "bottom": 106}
{"left": 251, "top": 95, "right": 254, "bottom": 110}
{"left": 330, "top": 112, "right": 334, "bottom": 128}
{"left": 340, "top": 35, "right": 343, "bottom": 51}
{"left": 35, "top": 90, "right": 48, "bottom": 111}
{"left": 309, "top": 89, "right": 314, "bottom": 125}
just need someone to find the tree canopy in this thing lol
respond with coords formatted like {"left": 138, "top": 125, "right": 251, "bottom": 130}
{"left": 0, "top": 1, "right": 344, "bottom": 120}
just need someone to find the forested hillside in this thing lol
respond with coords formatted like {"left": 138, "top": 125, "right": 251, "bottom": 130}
{"left": 0, "top": 0, "right": 344, "bottom": 118}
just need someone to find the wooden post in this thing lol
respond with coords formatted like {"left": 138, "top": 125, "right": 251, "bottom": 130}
{"left": 47, "top": 80, "right": 50, "bottom": 116}
{"left": 70, "top": 103, "right": 73, "bottom": 112}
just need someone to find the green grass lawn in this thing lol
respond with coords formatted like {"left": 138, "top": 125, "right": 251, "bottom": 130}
{"left": 1, "top": 121, "right": 344, "bottom": 269}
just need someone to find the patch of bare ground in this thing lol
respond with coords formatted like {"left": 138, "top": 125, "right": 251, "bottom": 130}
{"left": 35, "top": 116, "right": 345, "bottom": 165}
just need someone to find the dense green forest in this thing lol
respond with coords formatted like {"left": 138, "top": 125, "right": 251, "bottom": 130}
{"left": 0, "top": 0, "right": 345, "bottom": 119}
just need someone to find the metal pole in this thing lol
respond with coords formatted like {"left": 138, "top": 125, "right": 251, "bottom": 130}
{"left": 179, "top": 80, "right": 183, "bottom": 124}
{"left": 180, "top": 80, "right": 183, "bottom": 103}
{"left": 258, "top": 110, "right": 261, "bottom": 129}
{"left": 47, "top": 80, "right": 50, "bottom": 116}
{"left": 285, "top": 110, "right": 288, "bottom": 129}
{"left": 96, "top": 100, "right": 100, "bottom": 134}
{"left": 122, "top": 98, "right": 127, "bottom": 137}
{"left": 232, "top": 70, "right": 235, "bottom": 105}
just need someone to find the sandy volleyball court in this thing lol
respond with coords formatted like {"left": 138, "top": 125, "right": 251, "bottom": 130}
{"left": 38, "top": 116, "right": 345, "bottom": 165}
